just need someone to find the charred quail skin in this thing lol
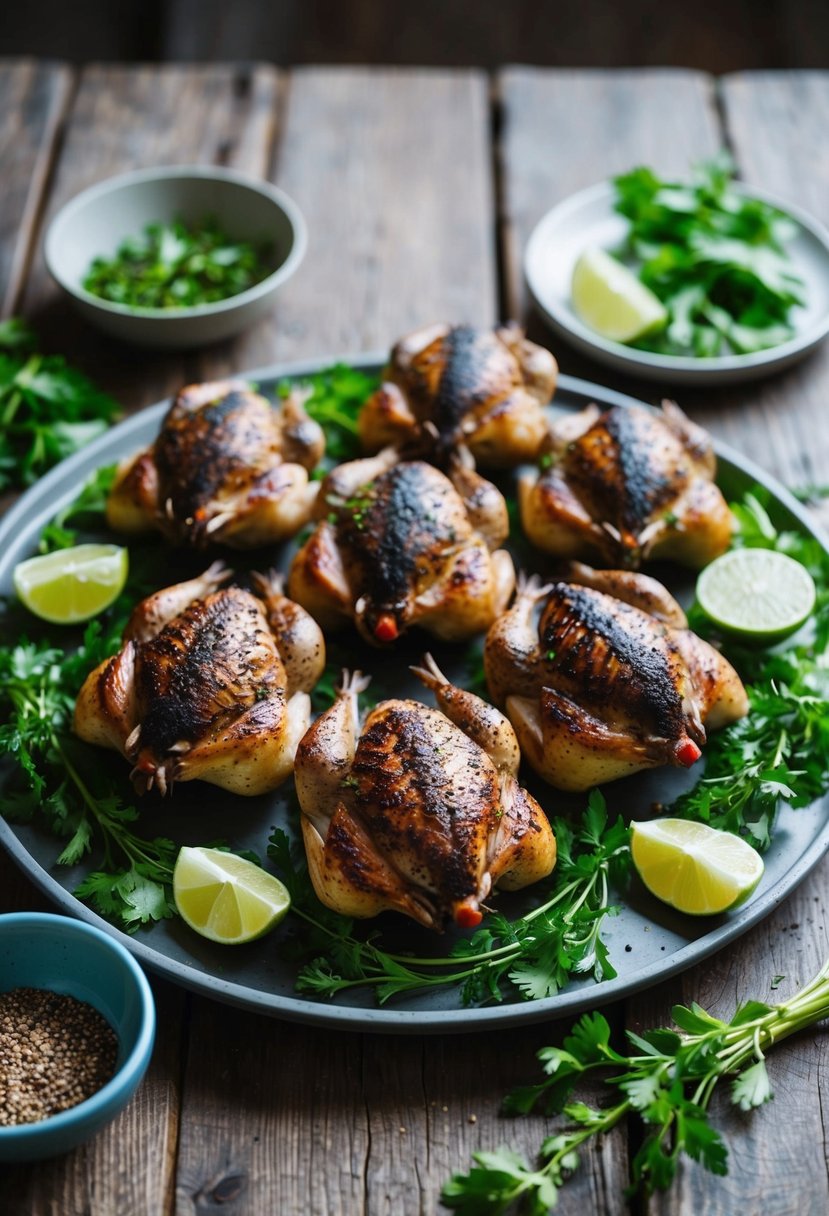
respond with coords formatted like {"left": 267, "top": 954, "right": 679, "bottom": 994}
{"left": 358, "top": 321, "right": 557, "bottom": 467}
{"left": 106, "top": 379, "right": 324, "bottom": 548}
{"left": 287, "top": 447, "right": 515, "bottom": 645}
{"left": 520, "top": 400, "right": 732, "bottom": 569}
{"left": 294, "top": 661, "right": 557, "bottom": 931}
{"left": 74, "top": 564, "right": 325, "bottom": 796}
{"left": 484, "top": 566, "right": 748, "bottom": 791}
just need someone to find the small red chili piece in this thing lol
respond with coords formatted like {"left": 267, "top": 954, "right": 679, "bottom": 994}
{"left": 676, "top": 739, "right": 702, "bottom": 767}
{"left": 374, "top": 614, "right": 399, "bottom": 642}
{"left": 454, "top": 900, "right": 483, "bottom": 929}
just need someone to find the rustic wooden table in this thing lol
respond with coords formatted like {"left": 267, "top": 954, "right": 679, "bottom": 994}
{"left": 1, "top": 59, "right": 829, "bottom": 1216}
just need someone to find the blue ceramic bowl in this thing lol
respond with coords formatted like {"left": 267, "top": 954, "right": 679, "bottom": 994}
{"left": 0, "top": 912, "right": 155, "bottom": 1162}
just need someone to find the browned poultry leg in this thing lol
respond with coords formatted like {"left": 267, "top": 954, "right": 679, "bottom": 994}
{"left": 411, "top": 654, "right": 520, "bottom": 776}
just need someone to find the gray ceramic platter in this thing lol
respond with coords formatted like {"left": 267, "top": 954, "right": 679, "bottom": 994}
{"left": 1, "top": 355, "right": 828, "bottom": 1034}
{"left": 525, "top": 180, "right": 829, "bottom": 384}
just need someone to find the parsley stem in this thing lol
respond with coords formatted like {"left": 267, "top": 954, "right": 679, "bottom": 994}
{"left": 381, "top": 877, "right": 586, "bottom": 968}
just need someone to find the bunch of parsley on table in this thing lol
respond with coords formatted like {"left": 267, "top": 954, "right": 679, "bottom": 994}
{"left": 442, "top": 958, "right": 829, "bottom": 1211}
{"left": 0, "top": 319, "right": 119, "bottom": 490}
{"left": 613, "top": 156, "right": 804, "bottom": 356}
{"left": 441, "top": 490, "right": 829, "bottom": 1210}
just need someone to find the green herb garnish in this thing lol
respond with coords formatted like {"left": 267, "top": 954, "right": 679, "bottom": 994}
{"left": 0, "top": 628, "right": 178, "bottom": 930}
{"left": 83, "top": 216, "right": 274, "bottom": 310}
{"left": 676, "top": 490, "right": 829, "bottom": 849}
{"left": 442, "top": 960, "right": 829, "bottom": 1209}
{"left": 269, "top": 791, "right": 629, "bottom": 1006}
{"left": 612, "top": 155, "right": 804, "bottom": 357}
{"left": 280, "top": 363, "right": 378, "bottom": 465}
{"left": 0, "top": 321, "right": 118, "bottom": 490}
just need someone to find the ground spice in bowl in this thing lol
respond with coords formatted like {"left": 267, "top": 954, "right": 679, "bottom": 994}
{"left": 0, "top": 987, "right": 119, "bottom": 1126}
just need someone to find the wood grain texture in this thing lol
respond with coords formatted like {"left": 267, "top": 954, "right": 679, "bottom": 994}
{"left": 636, "top": 860, "right": 829, "bottom": 1216}
{"left": 0, "top": 59, "right": 72, "bottom": 316}
{"left": 174, "top": 1006, "right": 627, "bottom": 1216}
{"left": 234, "top": 66, "right": 498, "bottom": 372}
{"left": 175, "top": 1008, "right": 369, "bottom": 1216}
{"left": 19, "top": 62, "right": 281, "bottom": 413}
{"left": 632, "top": 72, "right": 829, "bottom": 1213}
{"left": 703, "top": 72, "right": 829, "bottom": 517}
{"left": 159, "top": 0, "right": 823, "bottom": 74}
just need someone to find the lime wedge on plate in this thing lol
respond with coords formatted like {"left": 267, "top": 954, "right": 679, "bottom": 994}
{"left": 696, "top": 548, "right": 816, "bottom": 644}
{"left": 630, "top": 819, "right": 764, "bottom": 916}
{"left": 13, "top": 543, "right": 128, "bottom": 624}
{"left": 571, "top": 247, "right": 668, "bottom": 343}
{"left": 173, "top": 847, "right": 291, "bottom": 945}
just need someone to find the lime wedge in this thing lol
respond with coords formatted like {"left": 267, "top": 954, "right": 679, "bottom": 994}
{"left": 696, "top": 548, "right": 816, "bottom": 644}
{"left": 630, "top": 818, "right": 764, "bottom": 916}
{"left": 173, "top": 846, "right": 291, "bottom": 945}
{"left": 13, "top": 543, "right": 129, "bottom": 624}
{"left": 571, "top": 247, "right": 668, "bottom": 343}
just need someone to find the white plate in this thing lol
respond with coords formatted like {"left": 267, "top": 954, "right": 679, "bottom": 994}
{"left": 524, "top": 180, "right": 829, "bottom": 385}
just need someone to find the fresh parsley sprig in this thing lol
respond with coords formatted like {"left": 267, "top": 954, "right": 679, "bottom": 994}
{"left": 269, "top": 791, "right": 630, "bottom": 1007}
{"left": 676, "top": 490, "right": 829, "bottom": 849}
{"left": 0, "top": 321, "right": 119, "bottom": 490}
{"left": 613, "top": 156, "right": 804, "bottom": 357}
{"left": 0, "top": 635, "right": 177, "bottom": 929}
{"left": 442, "top": 959, "right": 829, "bottom": 1211}
{"left": 37, "top": 463, "right": 118, "bottom": 552}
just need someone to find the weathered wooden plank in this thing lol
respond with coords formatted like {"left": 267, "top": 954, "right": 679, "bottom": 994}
{"left": 175, "top": 1008, "right": 369, "bottom": 1216}
{"left": 174, "top": 1004, "right": 627, "bottom": 1216}
{"left": 19, "top": 62, "right": 281, "bottom": 413}
{"left": 0, "top": 850, "right": 51, "bottom": 916}
{"left": 498, "top": 68, "right": 721, "bottom": 326}
{"left": 633, "top": 71, "right": 829, "bottom": 1213}
{"left": 238, "top": 66, "right": 497, "bottom": 368}
{"left": 0, "top": 59, "right": 72, "bottom": 316}
{"left": 415, "top": 1016, "right": 630, "bottom": 1216}
{"left": 708, "top": 72, "right": 829, "bottom": 523}
{"left": 637, "top": 860, "right": 829, "bottom": 1216}
{"left": 160, "top": 0, "right": 805, "bottom": 75}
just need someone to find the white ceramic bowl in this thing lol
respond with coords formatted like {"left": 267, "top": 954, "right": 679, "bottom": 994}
{"left": 44, "top": 166, "right": 307, "bottom": 349}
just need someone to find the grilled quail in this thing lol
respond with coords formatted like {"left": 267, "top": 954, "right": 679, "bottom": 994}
{"left": 287, "top": 447, "right": 515, "bottom": 645}
{"left": 484, "top": 565, "right": 748, "bottom": 791}
{"left": 520, "top": 401, "right": 732, "bottom": 568}
{"left": 106, "top": 379, "right": 324, "bottom": 548}
{"left": 74, "top": 563, "right": 325, "bottom": 796}
{"left": 358, "top": 322, "right": 557, "bottom": 467}
{"left": 294, "top": 660, "right": 557, "bottom": 931}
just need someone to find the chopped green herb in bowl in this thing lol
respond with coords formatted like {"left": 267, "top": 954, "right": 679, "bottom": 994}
{"left": 83, "top": 217, "right": 274, "bottom": 311}
{"left": 44, "top": 166, "right": 307, "bottom": 348}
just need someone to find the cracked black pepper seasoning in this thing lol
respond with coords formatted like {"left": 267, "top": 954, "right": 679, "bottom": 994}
{"left": 0, "top": 987, "right": 118, "bottom": 1126}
